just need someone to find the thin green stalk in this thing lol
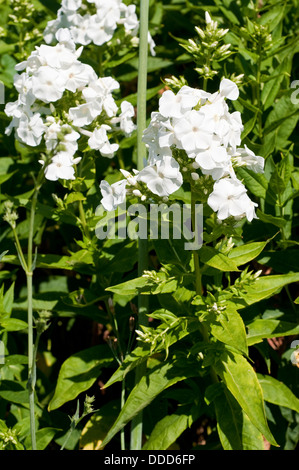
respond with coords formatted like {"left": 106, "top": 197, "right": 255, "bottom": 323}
{"left": 26, "top": 170, "right": 44, "bottom": 450}
{"left": 130, "top": 0, "right": 150, "bottom": 451}
{"left": 120, "top": 378, "right": 126, "bottom": 450}
{"left": 26, "top": 271, "right": 36, "bottom": 450}
{"left": 191, "top": 186, "right": 218, "bottom": 384}
{"left": 78, "top": 200, "right": 91, "bottom": 240}
{"left": 191, "top": 190, "right": 203, "bottom": 296}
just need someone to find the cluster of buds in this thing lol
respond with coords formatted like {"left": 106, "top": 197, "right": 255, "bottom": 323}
{"left": 180, "top": 11, "right": 232, "bottom": 82}
{"left": 7, "top": 0, "right": 43, "bottom": 60}
{"left": 3, "top": 201, "right": 18, "bottom": 230}
{"left": 34, "top": 310, "right": 52, "bottom": 336}
{"left": 241, "top": 18, "right": 273, "bottom": 53}
{"left": 163, "top": 75, "right": 188, "bottom": 93}
{"left": 230, "top": 267, "right": 263, "bottom": 296}
{"left": 0, "top": 427, "right": 23, "bottom": 450}
{"left": 8, "top": 0, "right": 34, "bottom": 25}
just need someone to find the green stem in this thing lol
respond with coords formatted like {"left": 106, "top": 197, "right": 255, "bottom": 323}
{"left": 130, "top": 0, "right": 150, "bottom": 451}
{"left": 78, "top": 200, "right": 91, "bottom": 240}
{"left": 256, "top": 49, "right": 263, "bottom": 141}
{"left": 120, "top": 378, "right": 126, "bottom": 450}
{"left": 12, "top": 227, "right": 28, "bottom": 272}
{"left": 191, "top": 186, "right": 218, "bottom": 384}
{"left": 26, "top": 170, "right": 44, "bottom": 450}
{"left": 191, "top": 188, "right": 202, "bottom": 296}
{"left": 26, "top": 271, "right": 36, "bottom": 450}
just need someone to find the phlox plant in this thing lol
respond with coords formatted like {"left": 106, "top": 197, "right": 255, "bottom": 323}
{"left": 0, "top": 0, "right": 299, "bottom": 452}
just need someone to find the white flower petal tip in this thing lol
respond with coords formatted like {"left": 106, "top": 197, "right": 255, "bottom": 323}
{"left": 205, "top": 11, "right": 212, "bottom": 24}
{"left": 220, "top": 78, "right": 239, "bottom": 101}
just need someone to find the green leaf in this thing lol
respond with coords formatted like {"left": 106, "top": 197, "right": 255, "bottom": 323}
{"left": 261, "top": 58, "right": 290, "bottom": 110}
{"left": 209, "top": 307, "right": 248, "bottom": 355}
{"left": 241, "top": 113, "right": 257, "bottom": 140}
{"left": 104, "top": 316, "right": 199, "bottom": 388}
{"left": 100, "top": 357, "right": 199, "bottom": 448}
{"left": 256, "top": 210, "right": 287, "bottom": 228}
{"left": 246, "top": 319, "right": 299, "bottom": 346}
{"left": 24, "top": 427, "right": 60, "bottom": 451}
{"left": 80, "top": 401, "right": 120, "bottom": 450}
{"left": 106, "top": 276, "right": 148, "bottom": 297}
{"left": 241, "top": 272, "right": 299, "bottom": 306}
{"left": 0, "top": 171, "right": 17, "bottom": 185}
{"left": 214, "top": 350, "right": 278, "bottom": 446}
{"left": 104, "top": 344, "right": 151, "bottom": 389}
{"left": 3, "top": 282, "right": 14, "bottom": 315}
{"left": 2, "top": 252, "right": 95, "bottom": 275}
{"left": 0, "top": 316, "right": 28, "bottom": 332}
{"left": 263, "top": 95, "right": 299, "bottom": 149}
{"left": 257, "top": 374, "right": 299, "bottom": 413}
{"left": 0, "top": 380, "right": 28, "bottom": 404}
{"left": 48, "top": 345, "right": 114, "bottom": 411}
{"left": 65, "top": 192, "right": 86, "bottom": 205}
{"left": 236, "top": 168, "right": 268, "bottom": 199}
{"left": 142, "top": 403, "right": 200, "bottom": 450}
{"left": 227, "top": 241, "right": 269, "bottom": 266}
{"left": 0, "top": 251, "right": 8, "bottom": 263}
{"left": 206, "top": 383, "right": 264, "bottom": 450}
{"left": 199, "top": 246, "right": 240, "bottom": 272}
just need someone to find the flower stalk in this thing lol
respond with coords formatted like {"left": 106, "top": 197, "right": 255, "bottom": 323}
{"left": 130, "top": 0, "right": 150, "bottom": 451}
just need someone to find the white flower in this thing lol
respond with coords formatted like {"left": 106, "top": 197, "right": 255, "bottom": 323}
{"left": 87, "top": 14, "right": 116, "bottom": 46}
{"left": 232, "top": 145, "right": 264, "bottom": 173}
{"left": 36, "top": 43, "right": 77, "bottom": 69}
{"left": 195, "top": 138, "right": 231, "bottom": 180}
{"left": 13, "top": 73, "right": 35, "bottom": 106}
{"left": 137, "top": 155, "right": 183, "bottom": 197}
{"left": 88, "top": 126, "right": 119, "bottom": 158}
{"left": 69, "top": 14, "right": 93, "bottom": 45}
{"left": 173, "top": 109, "right": 213, "bottom": 152}
{"left": 62, "top": 0, "right": 82, "bottom": 11}
{"left": 31, "top": 66, "right": 66, "bottom": 103}
{"left": 44, "top": 153, "right": 77, "bottom": 181}
{"left": 219, "top": 78, "right": 239, "bottom": 101}
{"left": 100, "top": 179, "right": 127, "bottom": 211}
{"left": 159, "top": 87, "right": 199, "bottom": 119}
{"left": 221, "top": 111, "right": 243, "bottom": 150}
{"left": 62, "top": 62, "right": 97, "bottom": 92}
{"left": 44, "top": 118, "right": 62, "bottom": 150}
{"left": 16, "top": 113, "right": 46, "bottom": 147}
{"left": 120, "top": 4, "right": 139, "bottom": 33}
{"left": 82, "top": 77, "right": 119, "bottom": 117}
{"left": 119, "top": 168, "right": 139, "bottom": 186}
{"left": 68, "top": 101, "right": 102, "bottom": 126}
{"left": 200, "top": 97, "right": 229, "bottom": 137}
{"left": 112, "top": 100, "right": 136, "bottom": 135}
{"left": 208, "top": 178, "right": 258, "bottom": 221}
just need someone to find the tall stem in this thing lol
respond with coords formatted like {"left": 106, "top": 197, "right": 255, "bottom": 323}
{"left": 26, "top": 171, "right": 43, "bottom": 450}
{"left": 191, "top": 186, "right": 218, "bottom": 383}
{"left": 130, "top": 0, "right": 149, "bottom": 451}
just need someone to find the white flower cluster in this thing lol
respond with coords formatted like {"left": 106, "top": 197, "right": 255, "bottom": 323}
{"left": 44, "top": 0, "right": 156, "bottom": 55}
{"left": 100, "top": 78, "right": 264, "bottom": 222}
{"left": 5, "top": 28, "right": 136, "bottom": 181}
